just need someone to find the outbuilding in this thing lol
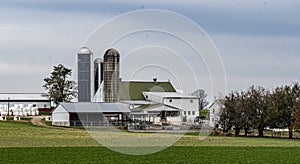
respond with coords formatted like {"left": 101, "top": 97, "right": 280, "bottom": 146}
{"left": 52, "top": 102, "right": 130, "bottom": 126}
{"left": 0, "top": 93, "right": 51, "bottom": 116}
{"left": 207, "top": 99, "right": 223, "bottom": 127}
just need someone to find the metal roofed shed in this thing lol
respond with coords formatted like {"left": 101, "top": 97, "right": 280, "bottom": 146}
{"left": 52, "top": 102, "right": 130, "bottom": 126}
{"left": 0, "top": 93, "right": 51, "bottom": 112}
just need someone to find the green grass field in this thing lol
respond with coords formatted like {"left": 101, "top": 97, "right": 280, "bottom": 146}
{"left": 1, "top": 121, "right": 300, "bottom": 163}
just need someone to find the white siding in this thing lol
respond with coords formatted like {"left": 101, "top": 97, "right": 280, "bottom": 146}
{"left": 142, "top": 92, "right": 200, "bottom": 123}
{"left": 52, "top": 105, "right": 69, "bottom": 126}
{"left": 208, "top": 101, "right": 222, "bottom": 127}
{"left": 143, "top": 92, "right": 163, "bottom": 103}
{"left": 164, "top": 98, "right": 199, "bottom": 122}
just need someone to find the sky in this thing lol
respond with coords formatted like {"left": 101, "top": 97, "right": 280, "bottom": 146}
{"left": 0, "top": 0, "right": 300, "bottom": 102}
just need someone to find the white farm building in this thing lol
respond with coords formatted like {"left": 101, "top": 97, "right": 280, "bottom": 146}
{"left": 207, "top": 99, "right": 224, "bottom": 128}
{"left": 120, "top": 81, "right": 200, "bottom": 125}
{"left": 0, "top": 93, "right": 51, "bottom": 116}
{"left": 52, "top": 80, "right": 200, "bottom": 127}
{"left": 52, "top": 102, "right": 130, "bottom": 126}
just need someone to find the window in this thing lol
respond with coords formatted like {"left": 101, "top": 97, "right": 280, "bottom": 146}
{"left": 167, "top": 111, "right": 180, "bottom": 117}
{"left": 184, "top": 111, "right": 186, "bottom": 115}
{"left": 192, "top": 111, "right": 195, "bottom": 115}
{"left": 188, "top": 111, "right": 191, "bottom": 115}
{"left": 44, "top": 104, "right": 47, "bottom": 108}
{"left": 169, "top": 99, "right": 172, "bottom": 103}
{"left": 190, "top": 100, "right": 193, "bottom": 103}
{"left": 145, "top": 95, "right": 148, "bottom": 99}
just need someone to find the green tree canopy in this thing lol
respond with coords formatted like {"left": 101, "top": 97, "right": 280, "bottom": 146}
{"left": 42, "top": 64, "right": 77, "bottom": 107}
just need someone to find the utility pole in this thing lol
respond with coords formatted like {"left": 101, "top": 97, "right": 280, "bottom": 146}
{"left": 7, "top": 97, "right": 10, "bottom": 116}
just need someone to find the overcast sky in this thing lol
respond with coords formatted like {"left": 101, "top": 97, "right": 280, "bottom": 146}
{"left": 1, "top": 0, "right": 300, "bottom": 101}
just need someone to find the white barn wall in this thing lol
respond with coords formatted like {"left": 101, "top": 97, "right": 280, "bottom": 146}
{"left": 52, "top": 105, "right": 70, "bottom": 126}
{"left": 208, "top": 100, "right": 222, "bottom": 127}
{"left": 164, "top": 98, "right": 199, "bottom": 122}
{"left": 143, "top": 92, "right": 200, "bottom": 123}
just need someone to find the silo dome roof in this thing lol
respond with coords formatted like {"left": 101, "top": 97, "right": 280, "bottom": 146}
{"left": 78, "top": 47, "right": 92, "bottom": 55}
{"left": 94, "top": 58, "right": 103, "bottom": 63}
{"left": 104, "top": 48, "right": 120, "bottom": 57}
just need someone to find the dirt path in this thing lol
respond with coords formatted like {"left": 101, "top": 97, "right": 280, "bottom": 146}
{"left": 27, "top": 116, "right": 83, "bottom": 131}
{"left": 29, "top": 116, "right": 47, "bottom": 126}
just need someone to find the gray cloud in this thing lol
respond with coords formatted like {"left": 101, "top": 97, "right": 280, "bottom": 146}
{"left": 0, "top": 0, "right": 299, "bottom": 98}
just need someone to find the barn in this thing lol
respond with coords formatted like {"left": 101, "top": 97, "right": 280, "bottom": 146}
{"left": 52, "top": 102, "right": 130, "bottom": 126}
{"left": 0, "top": 93, "right": 51, "bottom": 116}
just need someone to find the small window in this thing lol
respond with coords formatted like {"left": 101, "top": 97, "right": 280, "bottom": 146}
{"left": 145, "top": 95, "right": 148, "bottom": 99}
{"left": 192, "top": 111, "right": 195, "bottom": 115}
{"left": 44, "top": 104, "right": 47, "bottom": 108}
{"left": 190, "top": 100, "right": 193, "bottom": 103}
{"left": 184, "top": 111, "right": 186, "bottom": 115}
{"left": 169, "top": 99, "right": 172, "bottom": 103}
{"left": 188, "top": 111, "right": 191, "bottom": 115}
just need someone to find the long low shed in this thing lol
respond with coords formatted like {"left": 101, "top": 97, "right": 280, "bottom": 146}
{"left": 52, "top": 102, "right": 130, "bottom": 126}
{"left": 0, "top": 93, "right": 51, "bottom": 111}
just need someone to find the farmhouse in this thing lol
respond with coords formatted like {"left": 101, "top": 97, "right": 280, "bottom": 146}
{"left": 52, "top": 102, "right": 130, "bottom": 126}
{"left": 120, "top": 81, "right": 200, "bottom": 125}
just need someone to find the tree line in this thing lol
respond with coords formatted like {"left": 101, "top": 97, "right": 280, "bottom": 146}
{"left": 219, "top": 82, "right": 300, "bottom": 139}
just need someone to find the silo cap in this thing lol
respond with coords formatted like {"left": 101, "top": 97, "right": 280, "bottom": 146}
{"left": 94, "top": 58, "right": 103, "bottom": 63}
{"left": 78, "top": 47, "right": 93, "bottom": 55}
{"left": 104, "top": 48, "right": 120, "bottom": 57}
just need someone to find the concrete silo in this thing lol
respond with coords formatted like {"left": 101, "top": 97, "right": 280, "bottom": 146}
{"left": 77, "top": 47, "right": 94, "bottom": 102}
{"left": 103, "top": 48, "right": 120, "bottom": 102}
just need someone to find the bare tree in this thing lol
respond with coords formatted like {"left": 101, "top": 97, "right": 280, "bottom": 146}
{"left": 191, "top": 89, "right": 209, "bottom": 110}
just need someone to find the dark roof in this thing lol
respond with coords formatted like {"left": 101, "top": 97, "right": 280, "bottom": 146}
{"left": 59, "top": 102, "right": 130, "bottom": 113}
{"left": 119, "top": 81, "right": 176, "bottom": 100}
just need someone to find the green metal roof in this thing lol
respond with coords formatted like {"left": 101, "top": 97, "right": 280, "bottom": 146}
{"left": 119, "top": 81, "right": 176, "bottom": 100}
